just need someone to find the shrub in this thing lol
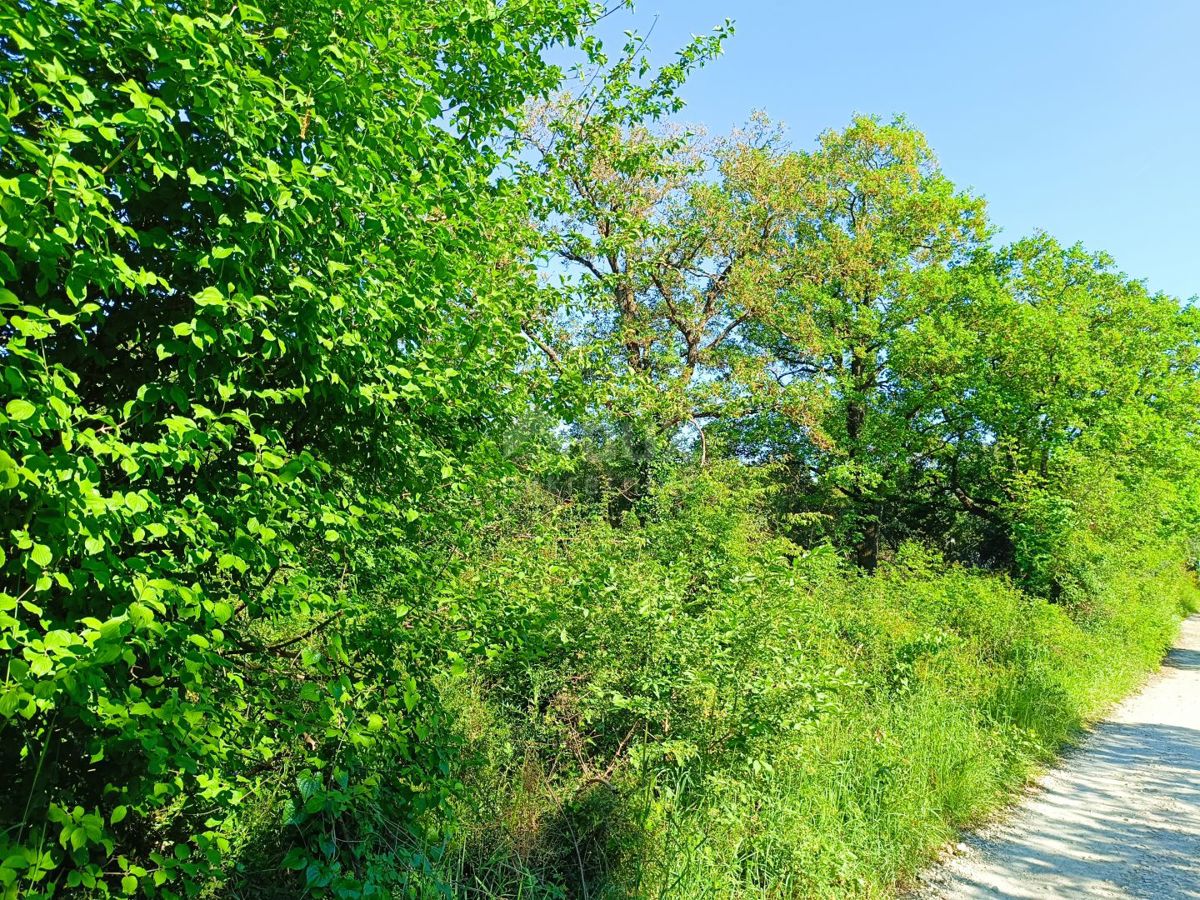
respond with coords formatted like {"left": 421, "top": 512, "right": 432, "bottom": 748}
{"left": 0, "top": 1, "right": 594, "bottom": 895}
{"left": 426, "top": 467, "right": 1198, "bottom": 897}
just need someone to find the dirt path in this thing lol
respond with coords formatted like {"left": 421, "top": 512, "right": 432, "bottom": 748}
{"left": 913, "top": 614, "right": 1200, "bottom": 899}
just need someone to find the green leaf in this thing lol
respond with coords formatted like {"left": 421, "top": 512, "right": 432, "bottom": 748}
{"left": 0, "top": 449, "right": 18, "bottom": 490}
{"left": 30, "top": 544, "right": 52, "bottom": 568}
{"left": 194, "top": 286, "right": 225, "bottom": 306}
{"left": 48, "top": 396, "right": 71, "bottom": 419}
{"left": 239, "top": 3, "right": 267, "bottom": 22}
{"left": 5, "top": 399, "right": 35, "bottom": 421}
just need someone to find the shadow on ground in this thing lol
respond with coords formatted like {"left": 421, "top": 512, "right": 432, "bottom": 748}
{"left": 1164, "top": 648, "right": 1200, "bottom": 671}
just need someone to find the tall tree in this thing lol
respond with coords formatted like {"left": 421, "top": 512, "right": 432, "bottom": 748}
{"left": 951, "top": 235, "right": 1200, "bottom": 594}
{"left": 522, "top": 30, "right": 837, "bottom": 497}
{"left": 750, "top": 116, "right": 989, "bottom": 569}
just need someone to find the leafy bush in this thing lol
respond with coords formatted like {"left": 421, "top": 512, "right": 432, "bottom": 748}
{"left": 0, "top": 0, "right": 595, "bottom": 896}
{"left": 424, "top": 466, "right": 1197, "bottom": 897}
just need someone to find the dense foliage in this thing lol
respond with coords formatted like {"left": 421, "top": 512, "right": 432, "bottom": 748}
{"left": 0, "top": 0, "right": 598, "bottom": 895}
{"left": 430, "top": 468, "right": 1195, "bottom": 897}
{"left": 2, "top": 3, "right": 1198, "bottom": 898}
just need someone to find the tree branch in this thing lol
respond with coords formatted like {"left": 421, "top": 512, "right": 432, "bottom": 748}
{"left": 560, "top": 248, "right": 606, "bottom": 281}
{"left": 521, "top": 326, "right": 563, "bottom": 372}
{"left": 703, "top": 313, "right": 749, "bottom": 353}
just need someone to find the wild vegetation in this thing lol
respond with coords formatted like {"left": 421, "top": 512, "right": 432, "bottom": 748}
{"left": 2, "top": 2, "right": 1198, "bottom": 898}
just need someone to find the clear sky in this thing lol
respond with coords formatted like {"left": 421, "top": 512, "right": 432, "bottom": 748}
{"left": 587, "top": 1, "right": 1199, "bottom": 300}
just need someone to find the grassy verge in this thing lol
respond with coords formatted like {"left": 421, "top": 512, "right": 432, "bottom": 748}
{"left": 406, "top": 470, "right": 1198, "bottom": 898}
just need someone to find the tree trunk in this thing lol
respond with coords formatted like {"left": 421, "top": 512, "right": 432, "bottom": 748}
{"left": 847, "top": 348, "right": 877, "bottom": 570}
{"left": 855, "top": 515, "right": 879, "bottom": 572}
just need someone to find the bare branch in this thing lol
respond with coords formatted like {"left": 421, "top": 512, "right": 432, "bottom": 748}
{"left": 559, "top": 248, "right": 606, "bottom": 281}
{"left": 703, "top": 313, "right": 749, "bottom": 353}
{"left": 521, "top": 326, "right": 563, "bottom": 372}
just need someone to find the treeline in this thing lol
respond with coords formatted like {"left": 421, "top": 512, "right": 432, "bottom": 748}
{"left": 524, "top": 91, "right": 1200, "bottom": 589}
{"left": 1, "top": 3, "right": 1197, "bottom": 899}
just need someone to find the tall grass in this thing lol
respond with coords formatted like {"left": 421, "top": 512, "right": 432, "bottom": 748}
{"left": 406, "top": 470, "right": 1198, "bottom": 898}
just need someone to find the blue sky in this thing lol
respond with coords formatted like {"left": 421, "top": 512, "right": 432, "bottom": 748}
{"left": 585, "top": 1, "right": 1199, "bottom": 300}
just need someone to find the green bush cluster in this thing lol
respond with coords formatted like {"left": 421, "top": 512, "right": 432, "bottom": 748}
{"left": 0, "top": 0, "right": 596, "bottom": 896}
{"left": 426, "top": 466, "right": 1197, "bottom": 898}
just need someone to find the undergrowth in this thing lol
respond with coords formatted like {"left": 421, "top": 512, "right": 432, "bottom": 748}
{"left": 410, "top": 466, "right": 1198, "bottom": 899}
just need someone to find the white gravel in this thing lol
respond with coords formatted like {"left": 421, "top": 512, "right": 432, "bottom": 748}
{"left": 913, "top": 614, "right": 1200, "bottom": 899}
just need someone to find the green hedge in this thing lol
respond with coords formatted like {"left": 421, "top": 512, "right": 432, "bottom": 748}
{"left": 425, "top": 467, "right": 1197, "bottom": 897}
{"left": 0, "top": 1, "right": 593, "bottom": 896}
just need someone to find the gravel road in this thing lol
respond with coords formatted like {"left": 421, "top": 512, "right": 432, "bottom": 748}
{"left": 913, "top": 614, "right": 1200, "bottom": 899}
